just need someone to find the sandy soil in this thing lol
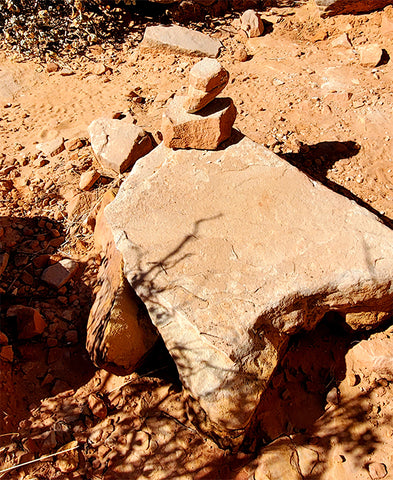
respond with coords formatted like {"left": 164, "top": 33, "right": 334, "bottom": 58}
{"left": 1, "top": 1, "right": 393, "bottom": 478}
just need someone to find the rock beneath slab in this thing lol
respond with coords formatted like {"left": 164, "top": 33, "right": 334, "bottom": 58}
{"left": 184, "top": 58, "right": 229, "bottom": 113}
{"left": 86, "top": 192, "right": 158, "bottom": 375}
{"left": 315, "top": 0, "right": 393, "bottom": 17}
{"left": 88, "top": 117, "right": 153, "bottom": 174}
{"left": 141, "top": 25, "right": 221, "bottom": 58}
{"left": 240, "top": 10, "right": 264, "bottom": 38}
{"left": 41, "top": 258, "right": 78, "bottom": 289}
{"left": 162, "top": 95, "right": 236, "bottom": 149}
{"left": 106, "top": 135, "right": 393, "bottom": 437}
{"left": 7, "top": 305, "right": 46, "bottom": 339}
{"left": 346, "top": 332, "right": 393, "bottom": 382}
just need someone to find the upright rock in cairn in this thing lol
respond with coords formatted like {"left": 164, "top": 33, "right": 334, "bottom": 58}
{"left": 162, "top": 59, "right": 236, "bottom": 150}
{"left": 184, "top": 58, "right": 229, "bottom": 113}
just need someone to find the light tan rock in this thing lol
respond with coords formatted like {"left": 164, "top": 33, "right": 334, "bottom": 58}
{"left": 346, "top": 332, "right": 393, "bottom": 382}
{"left": 240, "top": 10, "right": 264, "bottom": 38}
{"left": 141, "top": 25, "right": 221, "bottom": 58}
{"left": 86, "top": 193, "right": 158, "bottom": 375}
{"left": 254, "top": 438, "right": 302, "bottom": 480}
{"left": 162, "top": 95, "right": 236, "bottom": 149}
{"left": 88, "top": 117, "right": 153, "bottom": 174}
{"left": 79, "top": 170, "right": 100, "bottom": 191}
{"left": 368, "top": 462, "right": 388, "bottom": 479}
{"left": 331, "top": 33, "right": 352, "bottom": 48}
{"left": 106, "top": 136, "right": 393, "bottom": 435}
{"left": 358, "top": 44, "right": 383, "bottom": 67}
{"left": 36, "top": 137, "right": 65, "bottom": 157}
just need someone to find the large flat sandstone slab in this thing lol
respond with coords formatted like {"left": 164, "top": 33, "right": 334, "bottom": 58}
{"left": 141, "top": 25, "right": 221, "bottom": 58}
{"left": 106, "top": 135, "right": 393, "bottom": 435}
{"left": 315, "top": 0, "right": 393, "bottom": 17}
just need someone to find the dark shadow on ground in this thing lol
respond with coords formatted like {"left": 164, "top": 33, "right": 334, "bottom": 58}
{"left": 0, "top": 215, "right": 96, "bottom": 434}
{"left": 281, "top": 140, "right": 393, "bottom": 229}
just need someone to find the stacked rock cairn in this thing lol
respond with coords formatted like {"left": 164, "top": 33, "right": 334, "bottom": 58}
{"left": 161, "top": 58, "right": 237, "bottom": 150}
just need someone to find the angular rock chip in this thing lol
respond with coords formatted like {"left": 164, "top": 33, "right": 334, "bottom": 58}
{"left": 189, "top": 58, "right": 229, "bottom": 92}
{"left": 88, "top": 117, "right": 153, "bottom": 174}
{"left": 7, "top": 305, "right": 46, "bottom": 339}
{"left": 106, "top": 136, "right": 393, "bottom": 436}
{"left": 141, "top": 25, "right": 221, "bottom": 58}
{"left": 240, "top": 10, "right": 264, "bottom": 38}
{"left": 41, "top": 258, "right": 78, "bottom": 289}
{"left": 36, "top": 137, "right": 65, "bottom": 157}
{"left": 162, "top": 95, "right": 236, "bottom": 149}
{"left": 316, "top": 0, "right": 393, "bottom": 17}
{"left": 86, "top": 192, "right": 158, "bottom": 375}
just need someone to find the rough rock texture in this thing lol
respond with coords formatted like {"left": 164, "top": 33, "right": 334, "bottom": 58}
{"left": 240, "top": 9, "right": 264, "bottom": 38}
{"left": 88, "top": 117, "right": 153, "bottom": 174}
{"left": 162, "top": 95, "right": 236, "bottom": 149}
{"left": 86, "top": 192, "right": 158, "bottom": 375}
{"left": 315, "top": 0, "right": 393, "bottom": 17}
{"left": 358, "top": 44, "right": 383, "bottom": 67}
{"left": 41, "top": 258, "right": 78, "bottom": 289}
{"left": 141, "top": 25, "right": 222, "bottom": 58}
{"left": 7, "top": 305, "right": 46, "bottom": 339}
{"left": 106, "top": 135, "right": 393, "bottom": 436}
{"left": 36, "top": 137, "right": 65, "bottom": 157}
{"left": 346, "top": 331, "right": 393, "bottom": 382}
{"left": 184, "top": 58, "right": 229, "bottom": 113}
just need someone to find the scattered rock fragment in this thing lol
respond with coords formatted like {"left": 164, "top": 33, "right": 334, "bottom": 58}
{"left": 46, "top": 62, "right": 60, "bottom": 73}
{"left": 7, "top": 305, "right": 46, "bottom": 339}
{"left": 233, "top": 44, "right": 249, "bottom": 62}
{"left": 346, "top": 332, "right": 393, "bottom": 382}
{"left": 36, "top": 137, "right": 65, "bottom": 157}
{"left": 358, "top": 44, "right": 383, "bottom": 67}
{"left": 240, "top": 10, "right": 264, "bottom": 38}
{"left": 41, "top": 258, "right": 78, "bottom": 289}
{"left": 0, "top": 345, "right": 14, "bottom": 362}
{"left": 0, "top": 331, "right": 8, "bottom": 345}
{"left": 141, "top": 25, "right": 222, "bottom": 58}
{"left": 183, "top": 58, "right": 229, "bottom": 113}
{"left": 79, "top": 170, "right": 100, "bottom": 191}
{"left": 88, "top": 117, "right": 153, "bottom": 174}
{"left": 368, "top": 462, "right": 388, "bottom": 479}
{"left": 162, "top": 95, "right": 236, "bottom": 149}
{"left": 331, "top": 33, "right": 352, "bottom": 48}
{"left": 65, "top": 137, "right": 84, "bottom": 151}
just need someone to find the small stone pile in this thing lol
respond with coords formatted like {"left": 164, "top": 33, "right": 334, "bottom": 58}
{"left": 161, "top": 58, "right": 236, "bottom": 150}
